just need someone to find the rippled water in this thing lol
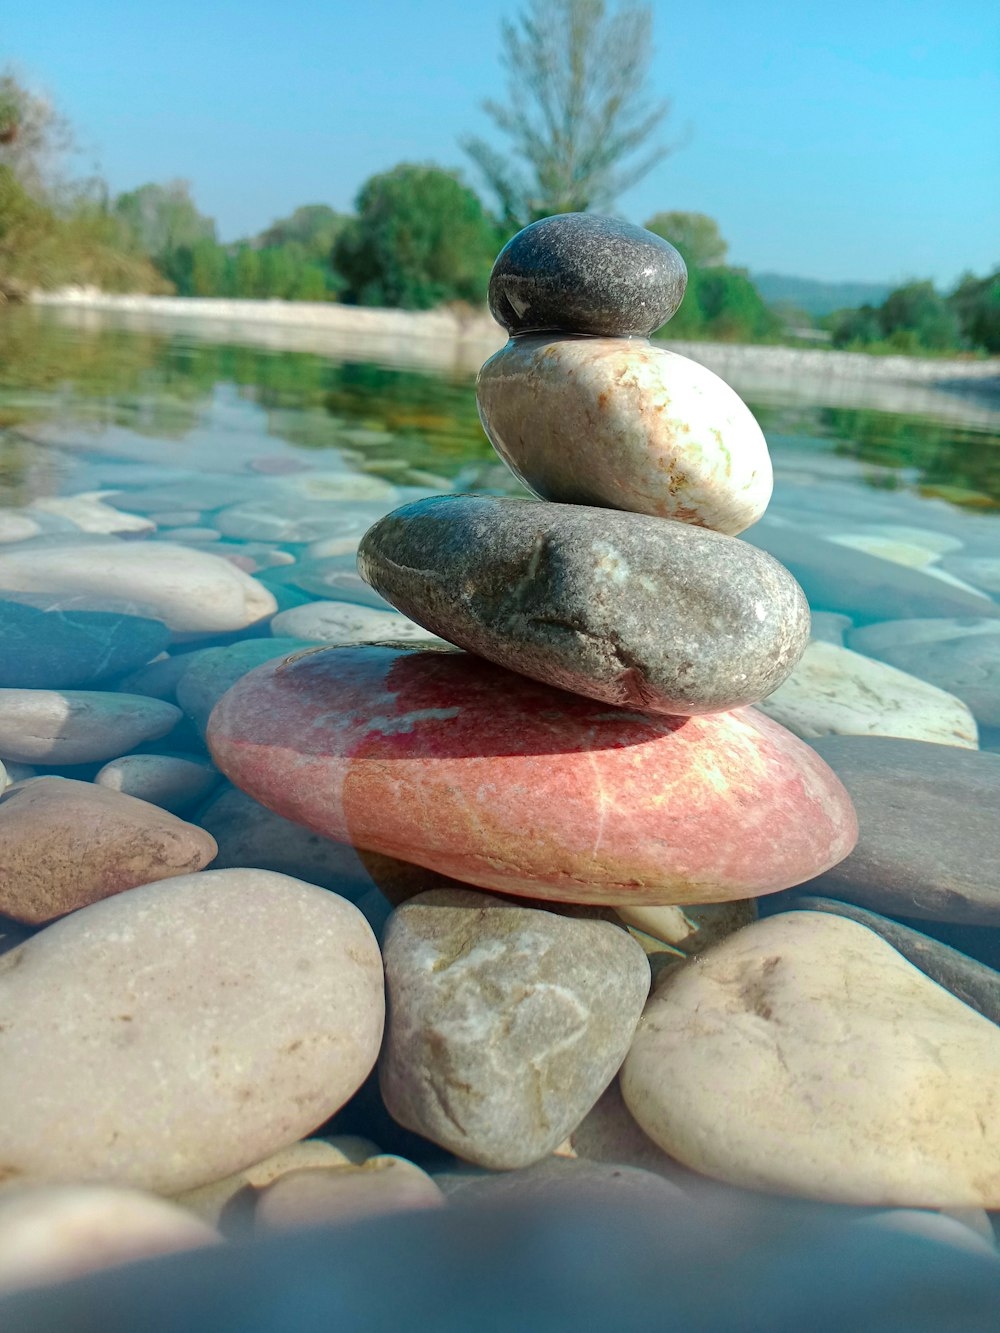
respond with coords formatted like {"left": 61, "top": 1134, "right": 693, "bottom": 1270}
{"left": 2, "top": 305, "right": 1000, "bottom": 1298}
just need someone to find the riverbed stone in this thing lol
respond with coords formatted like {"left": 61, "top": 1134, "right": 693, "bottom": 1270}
{"left": 0, "top": 689, "right": 181, "bottom": 764}
{"left": 194, "top": 783, "right": 431, "bottom": 900}
{"left": 207, "top": 644, "right": 858, "bottom": 906}
{"left": 797, "top": 737, "right": 1000, "bottom": 924}
{"left": 0, "top": 598, "right": 170, "bottom": 690}
{"left": 433, "top": 1156, "right": 688, "bottom": 1208}
{"left": 808, "top": 612, "right": 853, "bottom": 645}
{"left": 848, "top": 622, "right": 1000, "bottom": 729}
{"left": 0, "top": 869, "right": 385, "bottom": 1192}
{"left": 175, "top": 638, "right": 317, "bottom": 735}
{"left": 0, "top": 1186, "right": 219, "bottom": 1294}
{"left": 94, "top": 753, "right": 220, "bottom": 814}
{"left": 380, "top": 888, "right": 650, "bottom": 1168}
{"left": 621, "top": 911, "right": 1000, "bottom": 1206}
{"left": 29, "top": 491, "right": 154, "bottom": 536}
{"left": 477, "top": 337, "right": 772, "bottom": 534}
{"left": 271, "top": 600, "right": 442, "bottom": 646}
{"left": 0, "top": 777, "right": 218, "bottom": 923}
{"left": 255, "top": 1157, "right": 445, "bottom": 1232}
{"left": 359, "top": 496, "right": 809, "bottom": 715}
{"left": 744, "top": 521, "right": 998, "bottom": 622}
{"left": 615, "top": 900, "right": 757, "bottom": 957}
{"left": 942, "top": 556, "right": 1000, "bottom": 595}
{"left": 487, "top": 213, "right": 687, "bottom": 337}
{"left": 757, "top": 640, "right": 978, "bottom": 748}
{"left": 0, "top": 541, "right": 277, "bottom": 635}
{"left": 788, "top": 896, "right": 1000, "bottom": 1026}
{"left": 173, "top": 1137, "right": 378, "bottom": 1232}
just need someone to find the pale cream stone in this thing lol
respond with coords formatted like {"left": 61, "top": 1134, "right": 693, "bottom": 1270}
{"left": 857, "top": 1209, "right": 997, "bottom": 1257}
{"left": 0, "top": 690, "right": 181, "bottom": 764}
{"left": 30, "top": 491, "right": 154, "bottom": 535}
{"left": 270, "top": 601, "right": 443, "bottom": 645}
{"left": 0, "top": 541, "right": 276, "bottom": 635}
{"left": 0, "top": 870, "right": 385, "bottom": 1194}
{"left": 0, "top": 511, "right": 42, "bottom": 543}
{"left": 254, "top": 1156, "right": 445, "bottom": 1232}
{"left": 173, "top": 1136, "right": 379, "bottom": 1230}
{"left": 827, "top": 533, "right": 941, "bottom": 569}
{"left": 757, "top": 640, "right": 978, "bottom": 748}
{"left": 94, "top": 753, "right": 220, "bottom": 814}
{"left": 476, "top": 336, "right": 772, "bottom": 535}
{"left": 0, "top": 1186, "right": 218, "bottom": 1293}
{"left": 622, "top": 912, "right": 1000, "bottom": 1206}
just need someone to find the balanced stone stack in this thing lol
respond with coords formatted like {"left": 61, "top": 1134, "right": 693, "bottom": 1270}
{"left": 209, "top": 215, "right": 858, "bottom": 909}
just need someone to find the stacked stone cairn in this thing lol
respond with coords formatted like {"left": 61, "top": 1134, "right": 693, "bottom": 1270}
{"left": 204, "top": 216, "right": 937, "bottom": 1203}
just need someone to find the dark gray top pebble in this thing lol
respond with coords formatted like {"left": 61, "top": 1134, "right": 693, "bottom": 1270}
{"left": 358, "top": 495, "right": 810, "bottom": 715}
{"left": 488, "top": 214, "right": 687, "bottom": 338}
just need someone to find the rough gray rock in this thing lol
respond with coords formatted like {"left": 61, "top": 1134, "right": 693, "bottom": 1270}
{"left": 379, "top": 888, "right": 650, "bottom": 1169}
{"left": 358, "top": 495, "right": 810, "bottom": 715}
{"left": 488, "top": 213, "right": 687, "bottom": 337}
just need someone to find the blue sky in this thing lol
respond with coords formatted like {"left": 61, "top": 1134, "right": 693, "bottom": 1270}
{"left": 4, "top": 0, "right": 998, "bottom": 285}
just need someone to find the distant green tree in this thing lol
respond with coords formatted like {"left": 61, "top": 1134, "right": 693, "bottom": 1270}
{"left": 333, "top": 163, "right": 498, "bottom": 309}
{"left": 258, "top": 204, "right": 348, "bottom": 260}
{"left": 190, "top": 237, "right": 228, "bottom": 296}
{"left": 463, "top": 0, "right": 671, "bottom": 229}
{"left": 113, "top": 181, "right": 216, "bottom": 261}
{"left": 878, "top": 281, "right": 961, "bottom": 352}
{"left": 829, "top": 303, "right": 884, "bottom": 348}
{"left": 644, "top": 211, "right": 727, "bottom": 268}
{"left": 232, "top": 246, "right": 263, "bottom": 298}
{"left": 0, "top": 68, "right": 72, "bottom": 197}
{"left": 949, "top": 268, "right": 1000, "bottom": 353}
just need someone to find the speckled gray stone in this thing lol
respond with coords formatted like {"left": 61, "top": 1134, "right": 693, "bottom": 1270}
{"left": 379, "top": 888, "right": 650, "bottom": 1170}
{"left": 358, "top": 495, "right": 810, "bottom": 715}
{"left": 789, "top": 896, "right": 1000, "bottom": 1027}
{"left": 488, "top": 213, "right": 687, "bottom": 337}
{"left": 799, "top": 737, "right": 1000, "bottom": 923}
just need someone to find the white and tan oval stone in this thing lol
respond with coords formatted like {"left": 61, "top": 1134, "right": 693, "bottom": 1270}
{"left": 173, "top": 1135, "right": 379, "bottom": 1230}
{"left": 0, "top": 690, "right": 181, "bottom": 764}
{"left": 476, "top": 336, "right": 772, "bottom": 535}
{"left": 757, "top": 640, "right": 978, "bottom": 749}
{"left": 0, "top": 541, "right": 276, "bottom": 635}
{"left": 0, "top": 869, "right": 385, "bottom": 1194}
{"left": 622, "top": 911, "right": 1000, "bottom": 1207}
{"left": 0, "top": 511, "right": 42, "bottom": 544}
{"left": 270, "top": 601, "right": 443, "bottom": 646}
{"left": 254, "top": 1156, "right": 445, "bottom": 1232}
{"left": 0, "top": 1185, "right": 218, "bottom": 1293}
{"left": 30, "top": 492, "right": 155, "bottom": 536}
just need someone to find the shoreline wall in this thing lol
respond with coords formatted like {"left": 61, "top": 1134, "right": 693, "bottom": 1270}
{"left": 27, "top": 290, "right": 1000, "bottom": 425}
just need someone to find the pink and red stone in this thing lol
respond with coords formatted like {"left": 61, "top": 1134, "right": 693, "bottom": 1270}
{"left": 207, "top": 644, "right": 857, "bottom": 907}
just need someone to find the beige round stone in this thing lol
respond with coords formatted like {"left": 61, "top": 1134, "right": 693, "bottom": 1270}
{"left": 0, "top": 1185, "right": 218, "bottom": 1293}
{"left": 30, "top": 492, "right": 155, "bottom": 536}
{"left": 0, "top": 869, "right": 385, "bottom": 1193}
{"left": 0, "top": 541, "right": 276, "bottom": 635}
{"left": 622, "top": 911, "right": 1000, "bottom": 1206}
{"left": 476, "top": 336, "right": 772, "bottom": 535}
{"left": 173, "top": 1135, "right": 379, "bottom": 1231}
{"left": 757, "top": 640, "right": 978, "bottom": 748}
{"left": 255, "top": 1156, "right": 445, "bottom": 1232}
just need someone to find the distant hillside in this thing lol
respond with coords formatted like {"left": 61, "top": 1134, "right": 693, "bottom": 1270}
{"left": 752, "top": 272, "right": 892, "bottom": 318}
